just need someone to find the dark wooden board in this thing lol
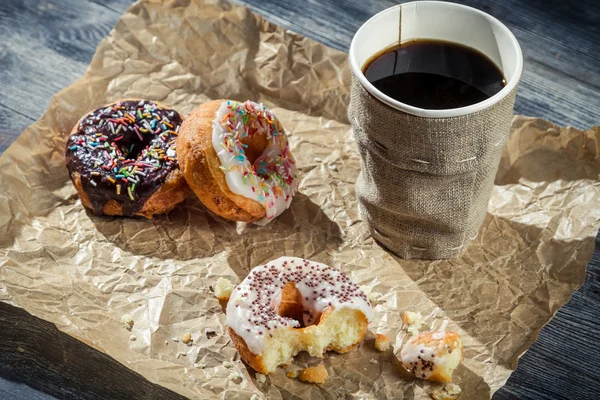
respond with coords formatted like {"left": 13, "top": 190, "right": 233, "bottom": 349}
{"left": 0, "top": 0, "right": 599, "bottom": 399}
{"left": 0, "top": 302, "right": 184, "bottom": 400}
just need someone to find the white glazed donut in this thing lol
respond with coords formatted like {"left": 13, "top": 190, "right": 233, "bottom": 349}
{"left": 213, "top": 100, "right": 299, "bottom": 224}
{"left": 177, "top": 99, "right": 299, "bottom": 224}
{"left": 225, "top": 257, "right": 374, "bottom": 374}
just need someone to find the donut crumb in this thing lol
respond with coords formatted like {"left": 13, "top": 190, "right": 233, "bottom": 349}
{"left": 298, "top": 365, "right": 328, "bottom": 384}
{"left": 286, "top": 370, "right": 298, "bottom": 379}
{"left": 375, "top": 333, "right": 390, "bottom": 351}
{"left": 121, "top": 314, "right": 134, "bottom": 330}
{"left": 403, "top": 311, "right": 424, "bottom": 336}
{"left": 256, "top": 373, "right": 267, "bottom": 384}
{"left": 431, "top": 383, "right": 462, "bottom": 400}
{"left": 181, "top": 332, "right": 192, "bottom": 345}
{"left": 229, "top": 371, "right": 244, "bottom": 384}
{"left": 215, "top": 278, "right": 235, "bottom": 300}
{"left": 369, "top": 358, "right": 378, "bottom": 364}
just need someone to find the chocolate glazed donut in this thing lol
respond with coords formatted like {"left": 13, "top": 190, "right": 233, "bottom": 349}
{"left": 65, "top": 99, "right": 188, "bottom": 218}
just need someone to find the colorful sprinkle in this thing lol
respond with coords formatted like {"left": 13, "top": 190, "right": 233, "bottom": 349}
{"left": 66, "top": 100, "right": 183, "bottom": 215}
{"left": 134, "top": 126, "right": 143, "bottom": 141}
{"left": 212, "top": 100, "right": 298, "bottom": 223}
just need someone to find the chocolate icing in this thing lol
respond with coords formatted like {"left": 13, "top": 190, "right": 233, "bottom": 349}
{"left": 65, "top": 100, "right": 182, "bottom": 216}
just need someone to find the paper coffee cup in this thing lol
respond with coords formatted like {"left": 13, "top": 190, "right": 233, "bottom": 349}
{"left": 348, "top": 1, "right": 523, "bottom": 259}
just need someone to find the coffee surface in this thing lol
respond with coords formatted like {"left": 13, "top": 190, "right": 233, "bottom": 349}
{"left": 363, "top": 40, "right": 506, "bottom": 109}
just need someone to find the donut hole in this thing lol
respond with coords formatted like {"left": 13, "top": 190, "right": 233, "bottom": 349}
{"left": 277, "top": 282, "right": 308, "bottom": 328}
{"left": 120, "top": 136, "right": 154, "bottom": 160}
{"left": 240, "top": 134, "right": 272, "bottom": 179}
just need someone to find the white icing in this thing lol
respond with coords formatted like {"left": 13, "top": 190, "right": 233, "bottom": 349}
{"left": 225, "top": 257, "right": 374, "bottom": 354}
{"left": 212, "top": 100, "right": 299, "bottom": 224}
{"left": 401, "top": 341, "right": 438, "bottom": 379}
{"left": 401, "top": 331, "right": 455, "bottom": 379}
{"left": 432, "top": 331, "right": 445, "bottom": 340}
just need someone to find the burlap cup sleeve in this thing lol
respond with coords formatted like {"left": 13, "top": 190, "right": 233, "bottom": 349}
{"left": 348, "top": 72, "right": 518, "bottom": 259}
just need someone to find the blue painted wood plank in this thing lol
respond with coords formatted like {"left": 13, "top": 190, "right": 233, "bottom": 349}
{"left": 0, "top": 379, "right": 55, "bottom": 400}
{"left": 235, "top": 0, "right": 600, "bottom": 129}
{"left": 0, "top": 0, "right": 117, "bottom": 121}
{"left": 0, "top": 302, "right": 184, "bottom": 400}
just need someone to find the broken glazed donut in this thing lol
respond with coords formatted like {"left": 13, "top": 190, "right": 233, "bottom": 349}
{"left": 400, "top": 331, "right": 464, "bottom": 382}
{"left": 177, "top": 99, "right": 299, "bottom": 224}
{"left": 225, "top": 257, "right": 373, "bottom": 374}
{"left": 65, "top": 99, "right": 188, "bottom": 218}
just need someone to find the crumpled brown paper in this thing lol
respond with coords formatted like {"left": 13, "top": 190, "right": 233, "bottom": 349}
{"left": 0, "top": 0, "right": 599, "bottom": 398}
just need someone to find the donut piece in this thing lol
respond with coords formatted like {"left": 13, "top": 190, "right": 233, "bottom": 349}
{"left": 298, "top": 365, "right": 328, "bottom": 384}
{"left": 431, "top": 384, "right": 462, "bottom": 400}
{"left": 375, "top": 333, "right": 390, "bottom": 351}
{"left": 65, "top": 99, "right": 188, "bottom": 218}
{"left": 226, "top": 257, "right": 373, "bottom": 374}
{"left": 400, "top": 331, "right": 464, "bottom": 382}
{"left": 214, "top": 277, "right": 235, "bottom": 310}
{"left": 177, "top": 100, "right": 299, "bottom": 224}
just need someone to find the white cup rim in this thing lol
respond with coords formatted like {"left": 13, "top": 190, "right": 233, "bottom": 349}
{"left": 349, "top": 1, "right": 524, "bottom": 118}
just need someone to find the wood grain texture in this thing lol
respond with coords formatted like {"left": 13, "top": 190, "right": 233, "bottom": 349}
{"left": 497, "top": 249, "right": 600, "bottom": 400}
{"left": 0, "top": 104, "right": 34, "bottom": 151}
{"left": 0, "top": 380, "right": 54, "bottom": 400}
{"left": 0, "top": 0, "right": 117, "bottom": 136}
{"left": 0, "top": 0, "right": 599, "bottom": 399}
{"left": 0, "top": 302, "right": 184, "bottom": 400}
{"left": 236, "top": 0, "right": 600, "bottom": 130}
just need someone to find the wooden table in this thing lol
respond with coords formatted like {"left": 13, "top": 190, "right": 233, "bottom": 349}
{"left": 1, "top": 0, "right": 599, "bottom": 399}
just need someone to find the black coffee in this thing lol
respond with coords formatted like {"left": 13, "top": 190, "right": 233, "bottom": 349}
{"left": 363, "top": 40, "right": 506, "bottom": 109}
